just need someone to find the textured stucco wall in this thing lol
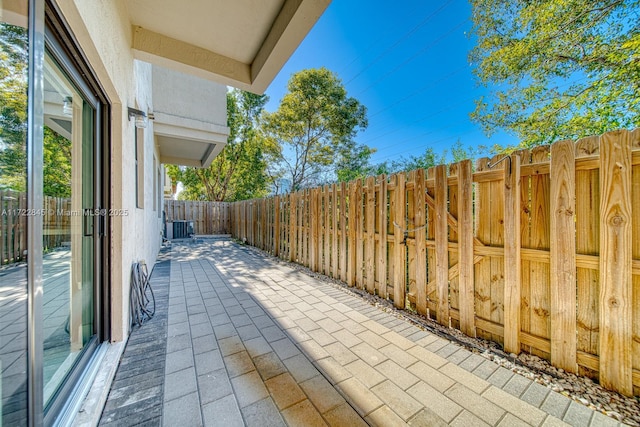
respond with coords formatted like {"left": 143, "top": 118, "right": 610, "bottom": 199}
{"left": 56, "top": 0, "right": 163, "bottom": 342}
{"left": 152, "top": 64, "right": 227, "bottom": 126}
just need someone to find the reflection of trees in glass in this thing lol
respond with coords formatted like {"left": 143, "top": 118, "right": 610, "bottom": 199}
{"left": 43, "top": 126, "right": 71, "bottom": 198}
{"left": 1, "top": 23, "right": 72, "bottom": 198}
{"left": 0, "top": 23, "right": 28, "bottom": 192}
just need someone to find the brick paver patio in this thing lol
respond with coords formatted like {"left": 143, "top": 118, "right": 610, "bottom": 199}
{"left": 99, "top": 238, "right": 621, "bottom": 426}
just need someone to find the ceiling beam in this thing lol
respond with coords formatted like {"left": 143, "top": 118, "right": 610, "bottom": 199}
{"left": 131, "top": 26, "right": 253, "bottom": 89}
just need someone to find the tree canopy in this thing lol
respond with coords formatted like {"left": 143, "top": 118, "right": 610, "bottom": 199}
{"left": 470, "top": 0, "right": 640, "bottom": 148}
{"left": 264, "top": 67, "right": 369, "bottom": 191}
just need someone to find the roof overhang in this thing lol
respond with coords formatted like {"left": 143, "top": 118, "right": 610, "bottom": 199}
{"left": 128, "top": 0, "right": 331, "bottom": 94}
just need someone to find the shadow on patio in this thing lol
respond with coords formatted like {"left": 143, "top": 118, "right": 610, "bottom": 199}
{"left": 98, "top": 237, "right": 615, "bottom": 427}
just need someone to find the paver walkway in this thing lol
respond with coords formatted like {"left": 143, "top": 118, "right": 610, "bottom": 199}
{"left": 100, "top": 238, "right": 621, "bottom": 426}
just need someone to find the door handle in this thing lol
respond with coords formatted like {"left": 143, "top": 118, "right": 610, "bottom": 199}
{"left": 83, "top": 209, "right": 94, "bottom": 236}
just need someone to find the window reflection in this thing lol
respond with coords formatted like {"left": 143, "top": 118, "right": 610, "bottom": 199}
{"left": 0, "top": 1, "right": 29, "bottom": 425}
{"left": 42, "top": 52, "right": 95, "bottom": 408}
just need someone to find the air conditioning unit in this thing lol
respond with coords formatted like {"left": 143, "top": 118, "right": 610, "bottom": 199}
{"left": 172, "top": 220, "right": 194, "bottom": 239}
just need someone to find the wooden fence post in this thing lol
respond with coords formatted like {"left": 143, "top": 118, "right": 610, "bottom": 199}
{"left": 458, "top": 160, "right": 475, "bottom": 337}
{"left": 393, "top": 173, "right": 406, "bottom": 308}
{"left": 504, "top": 154, "right": 521, "bottom": 355}
{"left": 599, "top": 130, "right": 633, "bottom": 396}
{"left": 550, "top": 139, "right": 577, "bottom": 372}
{"left": 414, "top": 169, "right": 427, "bottom": 315}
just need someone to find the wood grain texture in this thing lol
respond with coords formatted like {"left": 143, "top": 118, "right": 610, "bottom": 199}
{"left": 388, "top": 174, "right": 397, "bottom": 301}
{"left": 631, "top": 129, "right": 640, "bottom": 395}
{"left": 414, "top": 168, "right": 428, "bottom": 315}
{"left": 340, "top": 182, "right": 347, "bottom": 282}
{"left": 435, "top": 165, "right": 449, "bottom": 326}
{"left": 529, "top": 146, "right": 551, "bottom": 358}
{"left": 323, "top": 185, "right": 331, "bottom": 275}
{"left": 575, "top": 136, "right": 600, "bottom": 376}
{"left": 448, "top": 163, "right": 460, "bottom": 329}
{"left": 503, "top": 154, "right": 522, "bottom": 354}
{"left": 365, "top": 176, "right": 376, "bottom": 294}
{"left": 599, "top": 130, "right": 633, "bottom": 396}
{"left": 356, "top": 179, "right": 364, "bottom": 289}
{"left": 377, "top": 175, "right": 388, "bottom": 297}
{"left": 474, "top": 158, "right": 492, "bottom": 339}
{"left": 274, "top": 196, "right": 280, "bottom": 257}
{"left": 457, "top": 160, "right": 475, "bottom": 337}
{"left": 550, "top": 139, "right": 577, "bottom": 372}
{"left": 394, "top": 173, "right": 406, "bottom": 308}
{"left": 348, "top": 182, "right": 357, "bottom": 286}
{"left": 407, "top": 170, "right": 417, "bottom": 305}
{"left": 332, "top": 184, "right": 339, "bottom": 278}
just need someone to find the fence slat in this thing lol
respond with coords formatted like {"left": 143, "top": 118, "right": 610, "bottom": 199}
{"left": 414, "top": 169, "right": 427, "bottom": 315}
{"left": 504, "top": 154, "right": 522, "bottom": 354}
{"left": 274, "top": 196, "right": 280, "bottom": 256}
{"left": 348, "top": 182, "right": 357, "bottom": 287}
{"left": 458, "top": 160, "right": 475, "bottom": 337}
{"left": 324, "top": 185, "right": 331, "bottom": 275}
{"left": 377, "top": 175, "right": 388, "bottom": 298}
{"left": 632, "top": 129, "right": 640, "bottom": 393}
{"left": 340, "top": 182, "right": 347, "bottom": 282}
{"left": 365, "top": 176, "right": 376, "bottom": 294}
{"left": 550, "top": 139, "right": 577, "bottom": 372}
{"left": 599, "top": 130, "right": 633, "bottom": 396}
{"left": 355, "top": 179, "right": 364, "bottom": 289}
{"left": 290, "top": 193, "right": 297, "bottom": 262}
{"left": 393, "top": 173, "right": 406, "bottom": 308}
{"left": 332, "top": 184, "right": 339, "bottom": 278}
{"left": 435, "top": 165, "right": 449, "bottom": 325}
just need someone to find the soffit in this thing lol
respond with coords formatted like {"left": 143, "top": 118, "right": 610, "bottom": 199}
{"left": 127, "top": 0, "right": 331, "bottom": 93}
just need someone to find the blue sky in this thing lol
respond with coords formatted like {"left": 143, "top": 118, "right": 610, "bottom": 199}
{"left": 263, "top": 0, "right": 519, "bottom": 165}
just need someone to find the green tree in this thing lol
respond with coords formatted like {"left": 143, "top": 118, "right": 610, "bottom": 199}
{"left": 170, "top": 89, "right": 273, "bottom": 202}
{"left": 335, "top": 142, "right": 377, "bottom": 182}
{"left": 387, "top": 147, "right": 446, "bottom": 174}
{"left": 264, "top": 68, "right": 369, "bottom": 191}
{"left": 0, "top": 23, "right": 28, "bottom": 192}
{"left": 43, "top": 127, "right": 71, "bottom": 198}
{"left": 470, "top": 0, "right": 640, "bottom": 147}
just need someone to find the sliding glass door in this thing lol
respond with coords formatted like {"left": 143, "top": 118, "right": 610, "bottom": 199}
{"left": 41, "top": 49, "right": 98, "bottom": 412}
{"left": 1, "top": 1, "right": 108, "bottom": 423}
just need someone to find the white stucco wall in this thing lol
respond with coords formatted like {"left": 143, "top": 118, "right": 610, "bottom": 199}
{"left": 152, "top": 65, "right": 227, "bottom": 125}
{"left": 56, "top": 0, "right": 163, "bottom": 341}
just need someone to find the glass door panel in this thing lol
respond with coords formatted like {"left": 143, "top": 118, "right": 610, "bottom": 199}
{"left": 0, "top": 3, "right": 29, "bottom": 425}
{"left": 42, "top": 51, "right": 95, "bottom": 408}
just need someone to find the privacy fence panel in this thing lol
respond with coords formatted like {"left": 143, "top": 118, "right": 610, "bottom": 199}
{"left": 228, "top": 129, "right": 640, "bottom": 396}
{"left": 164, "top": 200, "right": 230, "bottom": 234}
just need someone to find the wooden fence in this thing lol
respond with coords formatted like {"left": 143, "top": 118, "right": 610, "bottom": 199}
{"left": 164, "top": 199, "right": 230, "bottom": 235}
{"left": 1, "top": 190, "right": 71, "bottom": 266}
{"left": 229, "top": 129, "right": 640, "bottom": 396}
